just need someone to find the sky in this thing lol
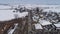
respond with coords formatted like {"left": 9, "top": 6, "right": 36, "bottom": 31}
{"left": 0, "top": 0, "right": 60, "bottom": 5}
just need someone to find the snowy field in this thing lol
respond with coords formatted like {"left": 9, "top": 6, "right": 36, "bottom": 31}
{"left": 0, "top": 5, "right": 60, "bottom": 21}
{"left": 0, "top": 5, "right": 28, "bottom": 21}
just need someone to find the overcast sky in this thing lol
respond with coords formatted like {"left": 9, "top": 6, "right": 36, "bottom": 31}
{"left": 0, "top": 0, "right": 60, "bottom": 5}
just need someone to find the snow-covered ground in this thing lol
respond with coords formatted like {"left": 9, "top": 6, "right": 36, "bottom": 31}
{"left": 0, "top": 4, "right": 60, "bottom": 21}
{"left": 0, "top": 10, "right": 14, "bottom": 21}
{"left": 0, "top": 10, "right": 28, "bottom": 21}
{"left": 0, "top": 5, "right": 28, "bottom": 21}
{"left": 0, "top": 5, "right": 12, "bottom": 10}
{"left": 18, "top": 4, "right": 60, "bottom": 13}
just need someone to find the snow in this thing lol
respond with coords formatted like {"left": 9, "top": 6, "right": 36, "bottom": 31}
{"left": 8, "top": 23, "right": 18, "bottom": 34}
{"left": 16, "top": 12, "right": 28, "bottom": 18}
{"left": 54, "top": 24, "right": 60, "bottom": 27}
{"left": 8, "top": 29, "right": 15, "bottom": 34}
{"left": 0, "top": 5, "right": 11, "bottom": 10}
{"left": 32, "top": 15, "right": 39, "bottom": 22}
{"left": 43, "top": 9, "right": 60, "bottom": 12}
{"left": 39, "top": 20, "right": 52, "bottom": 26}
{"left": 0, "top": 5, "right": 29, "bottom": 21}
{"left": 0, "top": 10, "right": 28, "bottom": 21}
{"left": 0, "top": 10, "right": 14, "bottom": 21}
{"left": 0, "top": 5, "right": 60, "bottom": 21}
{"left": 21, "top": 4, "right": 60, "bottom": 12}
{"left": 34, "top": 23, "right": 43, "bottom": 29}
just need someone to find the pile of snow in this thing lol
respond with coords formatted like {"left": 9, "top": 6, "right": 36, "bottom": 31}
{"left": 8, "top": 23, "right": 18, "bottom": 34}
{"left": 54, "top": 24, "right": 60, "bottom": 27}
{"left": 32, "top": 15, "right": 39, "bottom": 22}
{"left": 34, "top": 23, "right": 43, "bottom": 29}
{"left": 39, "top": 20, "right": 52, "bottom": 26}
{"left": 13, "top": 12, "right": 28, "bottom": 18}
